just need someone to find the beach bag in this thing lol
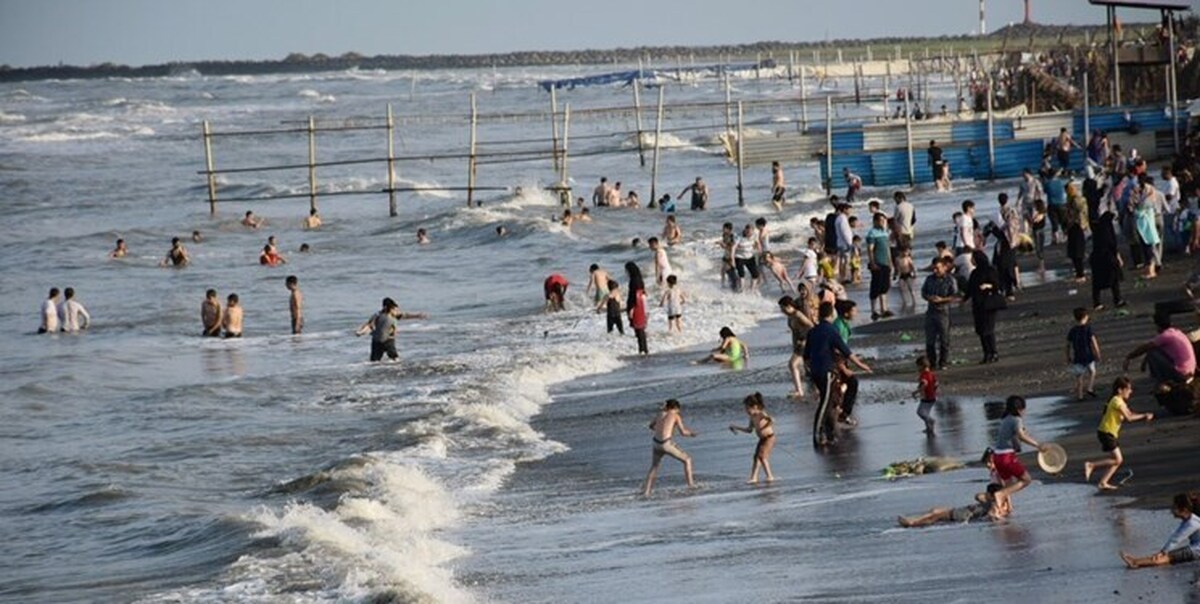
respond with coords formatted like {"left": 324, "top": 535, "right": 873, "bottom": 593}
{"left": 982, "top": 289, "right": 1008, "bottom": 311}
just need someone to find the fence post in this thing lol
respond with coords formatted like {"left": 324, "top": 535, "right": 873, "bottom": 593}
{"left": 825, "top": 95, "right": 834, "bottom": 194}
{"left": 1168, "top": 12, "right": 1179, "bottom": 153}
{"left": 724, "top": 71, "right": 732, "bottom": 136}
{"left": 307, "top": 116, "right": 317, "bottom": 214}
{"left": 650, "top": 86, "right": 665, "bottom": 205}
{"left": 386, "top": 103, "right": 397, "bottom": 217}
{"left": 633, "top": 79, "right": 646, "bottom": 167}
{"left": 736, "top": 100, "right": 745, "bottom": 207}
{"left": 202, "top": 120, "right": 217, "bottom": 215}
{"left": 467, "top": 93, "right": 477, "bottom": 208}
{"left": 561, "top": 103, "right": 571, "bottom": 194}
{"left": 987, "top": 77, "right": 996, "bottom": 180}
{"left": 799, "top": 66, "right": 808, "bottom": 132}
{"left": 904, "top": 94, "right": 915, "bottom": 187}
{"left": 1082, "top": 71, "right": 1090, "bottom": 150}
{"left": 550, "top": 87, "right": 560, "bottom": 172}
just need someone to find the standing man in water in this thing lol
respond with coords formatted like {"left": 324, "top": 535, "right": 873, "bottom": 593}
{"left": 771, "top": 161, "right": 787, "bottom": 212}
{"left": 161, "top": 237, "right": 190, "bottom": 267}
{"left": 222, "top": 294, "right": 243, "bottom": 338}
{"left": 356, "top": 297, "right": 427, "bottom": 362}
{"left": 201, "top": 289, "right": 223, "bottom": 337}
{"left": 303, "top": 208, "right": 322, "bottom": 230}
{"left": 286, "top": 276, "right": 303, "bottom": 335}
{"left": 680, "top": 176, "right": 709, "bottom": 211}
{"left": 57, "top": 287, "right": 91, "bottom": 333}
{"left": 38, "top": 288, "right": 60, "bottom": 334}
{"left": 804, "top": 301, "right": 872, "bottom": 446}
{"left": 592, "top": 177, "right": 610, "bottom": 207}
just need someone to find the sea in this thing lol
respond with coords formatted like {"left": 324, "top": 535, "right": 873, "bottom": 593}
{"left": 0, "top": 64, "right": 1195, "bottom": 603}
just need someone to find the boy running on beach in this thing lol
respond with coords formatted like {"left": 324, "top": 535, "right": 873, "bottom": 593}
{"left": 1083, "top": 376, "right": 1153, "bottom": 491}
{"left": 1121, "top": 493, "right": 1200, "bottom": 569}
{"left": 659, "top": 274, "right": 686, "bottom": 334}
{"left": 913, "top": 355, "right": 938, "bottom": 435}
{"left": 897, "top": 483, "right": 1010, "bottom": 528}
{"left": 729, "top": 392, "right": 775, "bottom": 484}
{"left": 642, "top": 399, "right": 697, "bottom": 496}
{"left": 1066, "top": 307, "right": 1102, "bottom": 400}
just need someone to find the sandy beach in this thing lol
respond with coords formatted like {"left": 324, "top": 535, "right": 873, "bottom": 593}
{"left": 855, "top": 243, "right": 1199, "bottom": 509}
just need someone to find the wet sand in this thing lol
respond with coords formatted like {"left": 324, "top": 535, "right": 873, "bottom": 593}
{"left": 854, "top": 243, "right": 1199, "bottom": 509}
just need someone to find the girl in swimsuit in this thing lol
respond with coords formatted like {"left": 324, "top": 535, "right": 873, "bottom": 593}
{"left": 697, "top": 326, "right": 748, "bottom": 368}
{"left": 729, "top": 392, "right": 776, "bottom": 483}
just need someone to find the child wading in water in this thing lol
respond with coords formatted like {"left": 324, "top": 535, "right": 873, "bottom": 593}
{"left": 599, "top": 279, "right": 624, "bottom": 335}
{"left": 642, "top": 399, "right": 697, "bottom": 496}
{"left": 728, "top": 392, "right": 776, "bottom": 484}
{"left": 913, "top": 355, "right": 938, "bottom": 435}
{"left": 1121, "top": 492, "right": 1200, "bottom": 568}
{"left": 659, "top": 274, "right": 687, "bottom": 334}
{"left": 1083, "top": 376, "right": 1153, "bottom": 491}
{"left": 1066, "top": 307, "right": 1102, "bottom": 400}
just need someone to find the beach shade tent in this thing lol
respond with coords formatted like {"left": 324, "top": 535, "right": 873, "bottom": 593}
{"left": 1088, "top": 0, "right": 1190, "bottom": 152}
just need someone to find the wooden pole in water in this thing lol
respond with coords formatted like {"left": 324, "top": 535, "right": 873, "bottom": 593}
{"left": 467, "top": 93, "right": 477, "bottom": 207}
{"left": 409, "top": 75, "right": 416, "bottom": 102}
{"left": 825, "top": 95, "right": 834, "bottom": 194}
{"left": 633, "top": 79, "right": 646, "bottom": 167}
{"left": 789, "top": 50, "right": 795, "bottom": 83}
{"left": 549, "top": 87, "right": 560, "bottom": 171}
{"left": 904, "top": 94, "right": 915, "bottom": 187}
{"left": 724, "top": 72, "right": 733, "bottom": 136}
{"left": 307, "top": 116, "right": 317, "bottom": 214}
{"left": 202, "top": 120, "right": 217, "bottom": 215}
{"left": 1110, "top": 6, "right": 1121, "bottom": 106}
{"left": 800, "top": 67, "right": 809, "bottom": 132}
{"left": 1167, "top": 11, "right": 1180, "bottom": 153}
{"left": 867, "top": 45, "right": 873, "bottom": 62}
{"left": 650, "top": 86, "right": 665, "bottom": 206}
{"left": 853, "top": 61, "right": 861, "bottom": 105}
{"left": 986, "top": 77, "right": 996, "bottom": 180}
{"left": 884, "top": 61, "right": 891, "bottom": 100}
{"left": 386, "top": 103, "right": 397, "bottom": 217}
{"left": 561, "top": 103, "right": 571, "bottom": 198}
{"left": 736, "top": 100, "right": 745, "bottom": 207}
{"left": 837, "top": 48, "right": 843, "bottom": 64}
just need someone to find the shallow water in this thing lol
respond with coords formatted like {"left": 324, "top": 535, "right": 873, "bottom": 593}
{"left": 1, "top": 66, "right": 1193, "bottom": 603}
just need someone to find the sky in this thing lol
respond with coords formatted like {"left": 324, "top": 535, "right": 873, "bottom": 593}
{"left": 1, "top": 0, "right": 1197, "bottom": 68}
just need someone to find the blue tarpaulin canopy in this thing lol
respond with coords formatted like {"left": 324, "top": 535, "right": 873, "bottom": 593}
{"left": 537, "top": 60, "right": 776, "bottom": 92}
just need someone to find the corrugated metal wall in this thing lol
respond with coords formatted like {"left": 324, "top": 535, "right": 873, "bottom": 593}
{"left": 739, "top": 103, "right": 1187, "bottom": 188}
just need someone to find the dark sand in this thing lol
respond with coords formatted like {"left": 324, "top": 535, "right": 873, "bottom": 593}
{"left": 853, "top": 244, "right": 1199, "bottom": 509}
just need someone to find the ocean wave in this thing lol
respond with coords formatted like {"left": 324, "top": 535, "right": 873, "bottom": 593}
{"left": 0, "top": 110, "right": 28, "bottom": 123}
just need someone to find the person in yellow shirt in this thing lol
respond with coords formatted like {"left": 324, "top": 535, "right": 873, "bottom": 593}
{"left": 1083, "top": 376, "right": 1153, "bottom": 491}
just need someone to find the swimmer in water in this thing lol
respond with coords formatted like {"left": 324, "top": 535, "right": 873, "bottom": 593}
{"left": 109, "top": 238, "right": 128, "bottom": 259}
{"left": 222, "top": 293, "right": 243, "bottom": 338}
{"left": 201, "top": 289, "right": 222, "bottom": 337}
{"left": 161, "top": 237, "right": 190, "bottom": 267}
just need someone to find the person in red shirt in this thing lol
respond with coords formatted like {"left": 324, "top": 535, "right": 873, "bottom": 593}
{"left": 913, "top": 355, "right": 938, "bottom": 435}
{"left": 625, "top": 262, "right": 649, "bottom": 355}
{"left": 543, "top": 273, "right": 569, "bottom": 312}
{"left": 259, "top": 244, "right": 286, "bottom": 267}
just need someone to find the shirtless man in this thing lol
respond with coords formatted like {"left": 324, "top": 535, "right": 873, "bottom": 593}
{"left": 680, "top": 176, "right": 709, "bottom": 211}
{"left": 201, "top": 289, "right": 223, "bottom": 337}
{"left": 191, "top": 230, "right": 203, "bottom": 243}
{"left": 605, "top": 182, "right": 623, "bottom": 208}
{"left": 648, "top": 237, "right": 673, "bottom": 286}
{"left": 242, "top": 211, "right": 263, "bottom": 229}
{"left": 39, "top": 288, "right": 60, "bottom": 334}
{"left": 286, "top": 276, "right": 303, "bottom": 335}
{"left": 586, "top": 264, "right": 611, "bottom": 307}
{"left": 560, "top": 209, "right": 574, "bottom": 228}
{"left": 109, "top": 238, "right": 128, "bottom": 259}
{"left": 592, "top": 177, "right": 610, "bottom": 207}
{"left": 662, "top": 215, "right": 682, "bottom": 246}
{"left": 222, "top": 293, "right": 243, "bottom": 338}
{"left": 161, "top": 237, "right": 190, "bottom": 267}
{"left": 771, "top": 161, "right": 787, "bottom": 212}
{"left": 303, "top": 208, "right": 322, "bottom": 229}
{"left": 641, "top": 398, "right": 697, "bottom": 496}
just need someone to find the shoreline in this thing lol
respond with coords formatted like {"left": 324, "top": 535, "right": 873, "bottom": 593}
{"left": 854, "top": 243, "right": 1198, "bottom": 509}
